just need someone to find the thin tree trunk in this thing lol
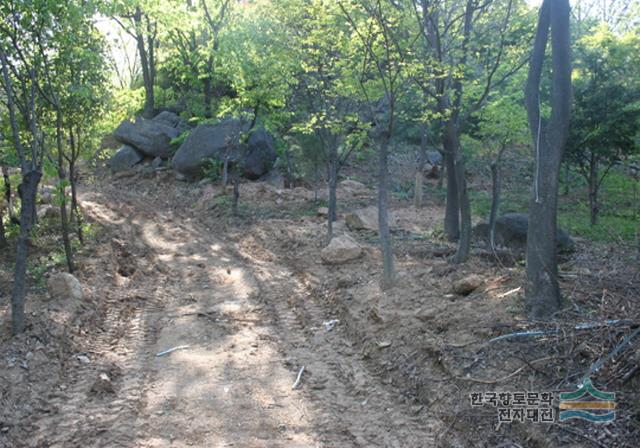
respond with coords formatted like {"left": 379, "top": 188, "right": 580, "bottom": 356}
{"left": 453, "top": 155, "right": 471, "bottom": 263}
{"left": 438, "top": 157, "right": 445, "bottom": 190}
{"left": 2, "top": 165, "right": 16, "bottom": 224}
{"left": 443, "top": 119, "right": 460, "bottom": 241}
{"left": 0, "top": 202, "right": 7, "bottom": 247}
{"left": 588, "top": 153, "right": 598, "bottom": 225}
{"left": 203, "top": 55, "right": 214, "bottom": 118}
{"left": 284, "top": 148, "right": 294, "bottom": 189}
{"left": 55, "top": 110, "right": 74, "bottom": 273}
{"left": 489, "top": 145, "right": 507, "bottom": 252}
{"left": 378, "top": 133, "right": 394, "bottom": 289}
{"left": 414, "top": 124, "right": 428, "bottom": 209}
{"left": 489, "top": 161, "right": 501, "bottom": 252}
{"left": 12, "top": 170, "right": 41, "bottom": 334}
{"left": 232, "top": 167, "right": 240, "bottom": 216}
{"left": 327, "top": 144, "right": 338, "bottom": 238}
{"left": 135, "top": 8, "right": 154, "bottom": 119}
{"left": 524, "top": 0, "right": 571, "bottom": 319}
{"left": 69, "top": 127, "right": 83, "bottom": 243}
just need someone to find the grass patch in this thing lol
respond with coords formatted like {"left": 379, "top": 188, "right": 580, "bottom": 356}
{"left": 467, "top": 168, "right": 638, "bottom": 243}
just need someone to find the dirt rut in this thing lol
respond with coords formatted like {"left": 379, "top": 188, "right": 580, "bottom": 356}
{"left": 28, "top": 184, "right": 439, "bottom": 447}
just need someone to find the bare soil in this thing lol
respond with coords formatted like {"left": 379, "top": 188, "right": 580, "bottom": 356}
{"left": 1, "top": 167, "right": 639, "bottom": 447}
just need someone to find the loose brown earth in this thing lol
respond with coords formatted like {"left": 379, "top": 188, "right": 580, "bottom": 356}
{"left": 1, "top": 168, "right": 638, "bottom": 447}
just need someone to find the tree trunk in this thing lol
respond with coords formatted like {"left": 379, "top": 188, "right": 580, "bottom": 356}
{"left": 524, "top": 0, "right": 571, "bottom": 319}
{"left": 378, "top": 133, "right": 394, "bottom": 289}
{"left": 488, "top": 161, "right": 501, "bottom": 252}
{"left": 68, "top": 128, "right": 83, "bottom": 243}
{"left": 327, "top": 145, "right": 338, "bottom": 239}
{"left": 55, "top": 111, "right": 74, "bottom": 273}
{"left": 443, "top": 119, "right": 460, "bottom": 241}
{"left": 231, "top": 167, "right": 240, "bottom": 216}
{"left": 284, "top": 148, "right": 294, "bottom": 189}
{"left": 588, "top": 153, "right": 599, "bottom": 225}
{"left": 414, "top": 125, "right": 428, "bottom": 209}
{"left": 135, "top": 8, "right": 154, "bottom": 119}
{"left": 69, "top": 159, "right": 83, "bottom": 243}
{"left": 12, "top": 169, "right": 41, "bottom": 334}
{"left": 0, "top": 203, "right": 7, "bottom": 247}
{"left": 453, "top": 155, "right": 471, "bottom": 264}
{"left": 489, "top": 145, "right": 507, "bottom": 252}
{"left": 2, "top": 166, "right": 13, "bottom": 221}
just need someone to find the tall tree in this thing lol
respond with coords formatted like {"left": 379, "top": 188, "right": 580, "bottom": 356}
{"left": 524, "top": 0, "right": 572, "bottom": 319}
{"left": 0, "top": 36, "right": 44, "bottom": 334}
{"left": 411, "top": 0, "right": 527, "bottom": 263}
{"left": 341, "top": 0, "right": 413, "bottom": 289}
{"left": 284, "top": 0, "right": 364, "bottom": 237}
{"left": 566, "top": 26, "right": 640, "bottom": 225}
{"left": 111, "top": 1, "right": 160, "bottom": 118}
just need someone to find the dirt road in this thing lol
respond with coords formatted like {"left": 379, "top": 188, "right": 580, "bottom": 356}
{"left": 21, "top": 179, "right": 439, "bottom": 447}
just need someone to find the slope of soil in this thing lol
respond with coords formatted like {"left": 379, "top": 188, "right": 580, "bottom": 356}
{"left": 1, "top": 168, "right": 638, "bottom": 447}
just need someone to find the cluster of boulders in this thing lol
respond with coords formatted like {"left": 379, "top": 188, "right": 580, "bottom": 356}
{"left": 108, "top": 112, "right": 277, "bottom": 181}
{"left": 472, "top": 212, "right": 575, "bottom": 253}
{"left": 109, "top": 111, "right": 185, "bottom": 172}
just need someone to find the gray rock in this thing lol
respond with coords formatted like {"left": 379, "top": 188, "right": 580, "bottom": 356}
{"left": 37, "top": 205, "right": 58, "bottom": 221}
{"left": 452, "top": 275, "right": 483, "bottom": 295}
{"left": 113, "top": 118, "right": 180, "bottom": 158}
{"left": 153, "top": 111, "right": 188, "bottom": 133}
{"left": 108, "top": 145, "right": 144, "bottom": 172}
{"left": 242, "top": 129, "right": 276, "bottom": 180}
{"left": 321, "top": 235, "right": 363, "bottom": 265}
{"left": 345, "top": 206, "right": 398, "bottom": 232}
{"left": 47, "top": 272, "right": 83, "bottom": 301}
{"left": 172, "top": 119, "right": 276, "bottom": 180}
{"left": 172, "top": 119, "right": 244, "bottom": 178}
{"left": 39, "top": 186, "right": 55, "bottom": 204}
{"left": 473, "top": 213, "right": 575, "bottom": 253}
{"left": 260, "top": 169, "right": 285, "bottom": 189}
{"left": 151, "top": 157, "right": 164, "bottom": 169}
{"left": 426, "top": 150, "right": 443, "bottom": 166}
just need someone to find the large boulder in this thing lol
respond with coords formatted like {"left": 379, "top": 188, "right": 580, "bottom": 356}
{"left": 108, "top": 145, "right": 144, "bottom": 172}
{"left": 321, "top": 235, "right": 363, "bottom": 265}
{"left": 426, "top": 150, "right": 442, "bottom": 166}
{"left": 152, "top": 111, "right": 188, "bottom": 133}
{"left": 47, "top": 272, "right": 84, "bottom": 301}
{"left": 113, "top": 117, "right": 180, "bottom": 158}
{"left": 243, "top": 129, "right": 276, "bottom": 180}
{"left": 473, "top": 213, "right": 575, "bottom": 253}
{"left": 172, "top": 119, "right": 276, "bottom": 179}
{"left": 345, "top": 206, "right": 397, "bottom": 232}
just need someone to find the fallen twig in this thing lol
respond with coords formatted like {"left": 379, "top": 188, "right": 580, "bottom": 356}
{"left": 292, "top": 366, "right": 305, "bottom": 390}
{"left": 497, "top": 287, "right": 521, "bottom": 298}
{"left": 489, "top": 319, "right": 637, "bottom": 343}
{"left": 584, "top": 325, "right": 640, "bottom": 382}
{"left": 554, "top": 423, "right": 609, "bottom": 448}
{"left": 156, "top": 345, "right": 190, "bottom": 357}
{"left": 456, "top": 356, "right": 557, "bottom": 385}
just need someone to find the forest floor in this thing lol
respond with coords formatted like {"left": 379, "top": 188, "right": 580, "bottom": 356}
{"left": 1, "top": 165, "right": 639, "bottom": 447}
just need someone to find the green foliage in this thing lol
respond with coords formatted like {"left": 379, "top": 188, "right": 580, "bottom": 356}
{"left": 170, "top": 130, "right": 191, "bottom": 153}
{"left": 202, "top": 157, "right": 224, "bottom": 182}
{"left": 567, "top": 25, "right": 640, "bottom": 170}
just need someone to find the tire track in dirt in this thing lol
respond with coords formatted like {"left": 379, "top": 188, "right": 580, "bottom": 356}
{"left": 234, "top": 245, "right": 440, "bottom": 447}
{"left": 26, "top": 179, "right": 440, "bottom": 447}
{"left": 29, "top": 197, "right": 168, "bottom": 447}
